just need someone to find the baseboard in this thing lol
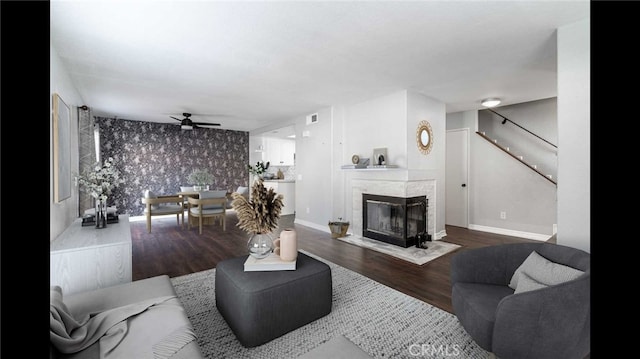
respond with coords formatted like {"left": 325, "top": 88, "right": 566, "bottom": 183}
{"left": 435, "top": 229, "right": 447, "bottom": 240}
{"left": 294, "top": 219, "right": 331, "bottom": 233}
{"left": 468, "top": 224, "right": 550, "bottom": 241}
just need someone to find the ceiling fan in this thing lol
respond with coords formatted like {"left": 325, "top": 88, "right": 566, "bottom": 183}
{"left": 170, "top": 113, "right": 221, "bottom": 130}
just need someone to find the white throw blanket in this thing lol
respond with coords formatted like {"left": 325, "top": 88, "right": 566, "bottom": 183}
{"left": 50, "top": 286, "right": 196, "bottom": 359}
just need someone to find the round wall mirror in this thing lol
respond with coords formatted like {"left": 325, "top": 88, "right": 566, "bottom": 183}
{"left": 416, "top": 120, "right": 433, "bottom": 155}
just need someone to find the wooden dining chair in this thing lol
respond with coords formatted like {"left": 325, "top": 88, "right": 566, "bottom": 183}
{"left": 141, "top": 190, "right": 184, "bottom": 233}
{"left": 187, "top": 190, "right": 227, "bottom": 234}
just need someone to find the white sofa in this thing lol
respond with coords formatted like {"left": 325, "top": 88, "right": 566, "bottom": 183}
{"left": 50, "top": 275, "right": 204, "bottom": 359}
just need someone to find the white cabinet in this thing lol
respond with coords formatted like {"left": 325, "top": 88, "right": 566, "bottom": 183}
{"left": 263, "top": 180, "right": 295, "bottom": 215}
{"left": 50, "top": 215, "right": 132, "bottom": 295}
{"left": 265, "top": 138, "right": 295, "bottom": 166}
{"left": 264, "top": 138, "right": 278, "bottom": 165}
{"left": 279, "top": 140, "right": 295, "bottom": 166}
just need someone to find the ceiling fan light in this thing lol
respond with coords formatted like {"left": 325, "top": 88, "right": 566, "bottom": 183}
{"left": 481, "top": 98, "right": 501, "bottom": 108}
{"left": 181, "top": 125, "right": 193, "bottom": 130}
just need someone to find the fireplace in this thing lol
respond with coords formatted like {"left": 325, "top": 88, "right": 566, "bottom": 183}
{"left": 362, "top": 193, "right": 427, "bottom": 248}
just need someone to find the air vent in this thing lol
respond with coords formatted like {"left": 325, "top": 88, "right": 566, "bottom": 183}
{"left": 306, "top": 113, "right": 318, "bottom": 125}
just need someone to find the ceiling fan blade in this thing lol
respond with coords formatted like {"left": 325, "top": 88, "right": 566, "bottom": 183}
{"left": 170, "top": 116, "right": 182, "bottom": 121}
{"left": 193, "top": 122, "right": 221, "bottom": 126}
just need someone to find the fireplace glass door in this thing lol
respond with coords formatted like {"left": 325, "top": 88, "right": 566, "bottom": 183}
{"left": 362, "top": 194, "right": 427, "bottom": 248}
{"left": 366, "top": 200, "right": 406, "bottom": 240}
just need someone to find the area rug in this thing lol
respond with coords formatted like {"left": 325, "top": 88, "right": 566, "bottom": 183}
{"left": 170, "top": 250, "right": 487, "bottom": 358}
{"left": 336, "top": 235, "right": 461, "bottom": 265}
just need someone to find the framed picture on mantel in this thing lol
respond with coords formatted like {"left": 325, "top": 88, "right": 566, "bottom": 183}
{"left": 53, "top": 93, "right": 72, "bottom": 203}
{"left": 372, "top": 148, "right": 388, "bottom": 166}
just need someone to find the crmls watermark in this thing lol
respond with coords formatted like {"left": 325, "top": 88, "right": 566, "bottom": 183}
{"left": 408, "top": 343, "right": 461, "bottom": 357}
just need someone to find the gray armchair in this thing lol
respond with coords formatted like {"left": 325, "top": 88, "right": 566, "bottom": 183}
{"left": 450, "top": 242, "right": 590, "bottom": 359}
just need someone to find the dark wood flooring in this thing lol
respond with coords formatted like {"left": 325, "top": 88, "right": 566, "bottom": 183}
{"left": 130, "top": 212, "right": 538, "bottom": 313}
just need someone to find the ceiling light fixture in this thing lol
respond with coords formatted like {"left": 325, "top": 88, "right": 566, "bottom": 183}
{"left": 181, "top": 124, "right": 193, "bottom": 130}
{"left": 481, "top": 98, "right": 501, "bottom": 108}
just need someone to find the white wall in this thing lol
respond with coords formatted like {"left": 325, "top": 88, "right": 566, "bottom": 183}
{"left": 470, "top": 133, "right": 557, "bottom": 236}
{"left": 557, "top": 19, "right": 590, "bottom": 252}
{"left": 294, "top": 106, "right": 334, "bottom": 228}
{"left": 344, "top": 90, "right": 408, "bottom": 168}
{"left": 331, "top": 106, "right": 347, "bottom": 221}
{"left": 448, "top": 108, "right": 557, "bottom": 239}
{"left": 406, "top": 91, "right": 447, "bottom": 235}
{"left": 50, "top": 42, "right": 84, "bottom": 241}
{"left": 290, "top": 91, "right": 407, "bottom": 231}
{"left": 446, "top": 111, "right": 465, "bottom": 130}
{"left": 337, "top": 91, "right": 409, "bottom": 230}
{"left": 295, "top": 89, "right": 447, "bottom": 236}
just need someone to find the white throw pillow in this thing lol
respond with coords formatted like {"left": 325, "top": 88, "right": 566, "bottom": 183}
{"left": 514, "top": 271, "right": 549, "bottom": 294}
{"left": 509, "top": 250, "right": 584, "bottom": 292}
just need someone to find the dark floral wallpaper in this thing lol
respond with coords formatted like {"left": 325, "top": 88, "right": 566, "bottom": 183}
{"left": 95, "top": 117, "right": 249, "bottom": 216}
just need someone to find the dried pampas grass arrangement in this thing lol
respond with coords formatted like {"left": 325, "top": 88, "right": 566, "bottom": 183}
{"left": 231, "top": 178, "right": 284, "bottom": 234}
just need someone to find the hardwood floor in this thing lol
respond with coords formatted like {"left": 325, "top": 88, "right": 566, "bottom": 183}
{"left": 130, "top": 212, "right": 537, "bottom": 313}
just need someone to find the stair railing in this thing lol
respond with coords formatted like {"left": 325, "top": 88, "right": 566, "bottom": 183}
{"left": 476, "top": 131, "right": 557, "bottom": 185}
{"left": 486, "top": 108, "right": 557, "bottom": 149}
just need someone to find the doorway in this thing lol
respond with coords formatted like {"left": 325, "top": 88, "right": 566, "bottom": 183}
{"left": 446, "top": 128, "right": 469, "bottom": 228}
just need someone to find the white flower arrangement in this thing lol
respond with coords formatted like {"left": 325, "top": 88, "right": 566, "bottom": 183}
{"left": 187, "top": 169, "right": 214, "bottom": 185}
{"left": 76, "top": 157, "right": 125, "bottom": 202}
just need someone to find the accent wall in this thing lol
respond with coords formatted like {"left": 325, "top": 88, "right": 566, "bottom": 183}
{"left": 94, "top": 117, "right": 250, "bottom": 216}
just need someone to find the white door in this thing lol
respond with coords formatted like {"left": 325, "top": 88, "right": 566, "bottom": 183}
{"left": 446, "top": 129, "right": 469, "bottom": 228}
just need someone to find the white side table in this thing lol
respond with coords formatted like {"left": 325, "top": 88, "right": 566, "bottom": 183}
{"left": 50, "top": 214, "right": 132, "bottom": 295}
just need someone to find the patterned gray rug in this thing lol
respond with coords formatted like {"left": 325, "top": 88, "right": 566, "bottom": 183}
{"left": 336, "top": 235, "right": 461, "bottom": 265}
{"left": 171, "top": 251, "right": 488, "bottom": 358}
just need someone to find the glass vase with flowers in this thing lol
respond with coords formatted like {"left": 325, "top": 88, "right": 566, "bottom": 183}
{"left": 76, "top": 157, "right": 124, "bottom": 228}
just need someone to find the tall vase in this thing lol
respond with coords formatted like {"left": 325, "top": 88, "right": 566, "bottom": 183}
{"left": 95, "top": 198, "right": 107, "bottom": 229}
{"left": 279, "top": 228, "right": 298, "bottom": 261}
{"left": 247, "top": 232, "right": 274, "bottom": 259}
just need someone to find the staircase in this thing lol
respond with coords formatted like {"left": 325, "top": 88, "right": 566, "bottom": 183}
{"left": 476, "top": 109, "right": 558, "bottom": 186}
{"left": 476, "top": 131, "right": 557, "bottom": 186}
{"left": 478, "top": 108, "right": 557, "bottom": 186}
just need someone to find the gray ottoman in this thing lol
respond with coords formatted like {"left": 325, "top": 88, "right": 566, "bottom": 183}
{"left": 215, "top": 252, "right": 332, "bottom": 347}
